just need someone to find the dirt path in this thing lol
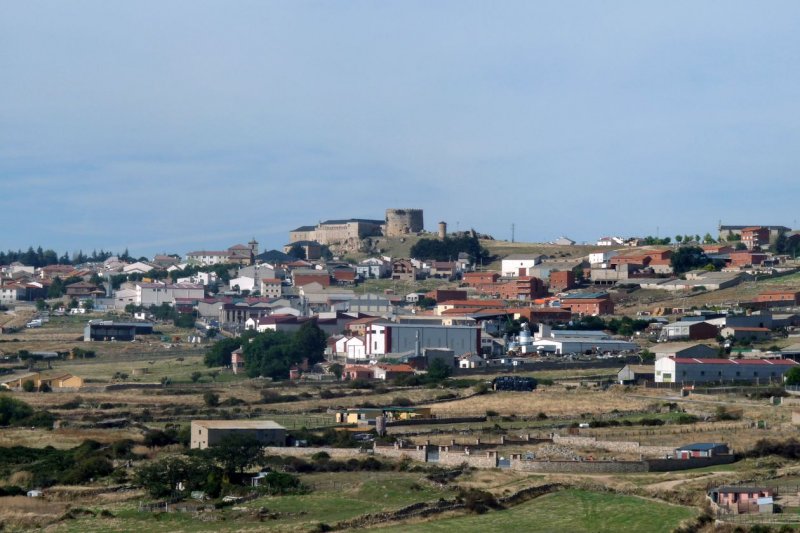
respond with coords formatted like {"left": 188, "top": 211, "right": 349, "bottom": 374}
{"left": 645, "top": 472, "right": 725, "bottom": 491}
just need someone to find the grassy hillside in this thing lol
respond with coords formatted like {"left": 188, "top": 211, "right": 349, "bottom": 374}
{"left": 375, "top": 489, "right": 697, "bottom": 533}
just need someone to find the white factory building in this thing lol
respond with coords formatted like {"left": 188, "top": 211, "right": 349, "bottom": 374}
{"left": 510, "top": 323, "right": 638, "bottom": 355}
{"left": 655, "top": 357, "right": 798, "bottom": 384}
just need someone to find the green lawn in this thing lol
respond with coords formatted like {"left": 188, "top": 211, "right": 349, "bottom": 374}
{"left": 373, "top": 489, "right": 697, "bottom": 533}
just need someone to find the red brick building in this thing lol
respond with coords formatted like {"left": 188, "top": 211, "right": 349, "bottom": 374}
{"left": 471, "top": 277, "right": 546, "bottom": 300}
{"left": 462, "top": 272, "right": 500, "bottom": 286}
{"left": 728, "top": 251, "right": 768, "bottom": 267}
{"left": 549, "top": 270, "right": 576, "bottom": 292}
{"left": 426, "top": 289, "right": 468, "bottom": 302}
{"left": 513, "top": 307, "right": 572, "bottom": 324}
{"left": 560, "top": 293, "right": 614, "bottom": 315}
{"left": 741, "top": 226, "right": 770, "bottom": 250}
{"left": 754, "top": 290, "right": 800, "bottom": 306}
{"left": 292, "top": 271, "right": 331, "bottom": 288}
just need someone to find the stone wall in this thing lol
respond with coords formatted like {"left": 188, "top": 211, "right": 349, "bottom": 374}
{"left": 372, "top": 445, "right": 427, "bottom": 462}
{"left": 263, "top": 446, "right": 366, "bottom": 459}
{"left": 646, "top": 455, "right": 736, "bottom": 472}
{"left": 511, "top": 458, "right": 648, "bottom": 474}
{"left": 552, "top": 434, "right": 675, "bottom": 457}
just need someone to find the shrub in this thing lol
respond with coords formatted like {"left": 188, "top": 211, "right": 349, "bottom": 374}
{"left": 674, "top": 413, "right": 699, "bottom": 424}
{"left": 392, "top": 396, "right": 413, "bottom": 407}
{"left": 203, "top": 391, "right": 220, "bottom": 407}
{"left": 459, "top": 488, "right": 502, "bottom": 514}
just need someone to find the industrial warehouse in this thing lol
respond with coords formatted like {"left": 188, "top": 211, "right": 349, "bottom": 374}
{"left": 654, "top": 357, "right": 799, "bottom": 384}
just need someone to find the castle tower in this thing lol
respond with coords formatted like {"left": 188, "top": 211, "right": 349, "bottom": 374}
{"left": 385, "top": 208, "right": 424, "bottom": 237}
{"left": 438, "top": 221, "right": 447, "bottom": 239}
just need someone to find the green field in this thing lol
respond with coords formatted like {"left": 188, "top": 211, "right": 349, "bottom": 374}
{"left": 45, "top": 472, "right": 454, "bottom": 533}
{"left": 373, "top": 489, "right": 698, "bottom": 533}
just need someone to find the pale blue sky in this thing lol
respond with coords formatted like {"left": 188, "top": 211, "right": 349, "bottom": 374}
{"left": 2, "top": 2, "right": 799, "bottom": 257}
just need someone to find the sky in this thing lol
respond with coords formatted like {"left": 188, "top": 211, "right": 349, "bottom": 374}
{"left": 2, "top": 1, "right": 800, "bottom": 258}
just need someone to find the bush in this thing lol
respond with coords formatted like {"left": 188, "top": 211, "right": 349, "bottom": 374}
{"left": 203, "top": 391, "right": 220, "bottom": 407}
{"left": 21, "top": 380, "right": 36, "bottom": 393}
{"left": 639, "top": 418, "right": 665, "bottom": 426}
{"left": 459, "top": 488, "right": 502, "bottom": 514}
{"left": 715, "top": 406, "right": 741, "bottom": 421}
{"left": 391, "top": 396, "right": 413, "bottom": 407}
{"left": 674, "top": 413, "right": 699, "bottom": 424}
{"left": 485, "top": 410, "right": 499, "bottom": 417}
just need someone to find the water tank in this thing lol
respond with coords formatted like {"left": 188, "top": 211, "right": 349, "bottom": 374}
{"left": 519, "top": 323, "right": 532, "bottom": 346}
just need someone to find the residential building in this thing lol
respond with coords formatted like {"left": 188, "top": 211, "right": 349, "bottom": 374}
{"left": 391, "top": 259, "right": 417, "bottom": 282}
{"left": 589, "top": 251, "right": 619, "bottom": 265}
{"left": 356, "top": 257, "right": 391, "bottom": 279}
{"left": 260, "top": 278, "right": 282, "bottom": 299}
{"left": 462, "top": 271, "right": 500, "bottom": 286}
{"left": 549, "top": 270, "right": 576, "bottom": 292}
{"left": 65, "top": 281, "right": 102, "bottom": 298}
{"left": 501, "top": 254, "right": 546, "bottom": 277}
{"left": 334, "top": 336, "right": 368, "bottom": 360}
{"left": 708, "top": 486, "right": 774, "bottom": 514}
{"left": 718, "top": 225, "right": 790, "bottom": 244}
{"left": 373, "top": 364, "right": 415, "bottom": 380}
{"left": 292, "top": 269, "right": 331, "bottom": 288}
{"left": 283, "top": 240, "right": 322, "bottom": 260}
{"left": 122, "top": 261, "right": 154, "bottom": 274}
{"left": 0, "top": 283, "right": 26, "bottom": 304}
{"left": 190, "top": 420, "right": 286, "bottom": 449}
{"left": 553, "top": 236, "right": 576, "bottom": 246}
{"left": 727, "top": 251, "right": 768, "bottom": 267}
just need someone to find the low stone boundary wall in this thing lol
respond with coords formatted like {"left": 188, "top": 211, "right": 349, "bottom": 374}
{"left": 646, "top": 455, "right": 736, "bottom": 472}
{"left": 263, "top": 446, "right": 366, "bottom": 459}
{"left": 553, "top": 434, "right": 674, "bottom": 457}
{"left": 512, "top": 459, "right": 648, "bottom": 474}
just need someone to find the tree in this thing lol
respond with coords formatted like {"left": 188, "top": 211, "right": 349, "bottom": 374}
{"left": 135, "top": 455, "right": 222, "bottom": 498}
{"left": 35, "top": 299, "right": 48, "bottom": 311}
{"left": 203, "top": 391, "right": 220, "bottom": 407}
{"left": 204, "top": 337, "right": 242, "bottom": 367}
{"left": 287, "top": 243, "right": 306, "bottom": 260}
{"left": 785, "top": 367, "right": 800, "bottom": 386}
{"left": 328, "top": 363, "right": 343, "bottom": 380}
{"left": 670, "top": 246, "right": 714, "bottom": 275}
{"left": 190, "top": 371, "right": 202, "bottom": 383}
{"left": 427, "top": 358, "right": 452, "bottom": 381}
{"left": 703, "top": 233, "right": 716, "bottom": 244}
{"left": 675, "top": 235, "right": 683, "bottom": 244}
{"left": 0, "top": 396, "right": 34, "bottom": 425}
{"left": 47, "top": 277, "right": 65, "bottom": 298}
{"left": 417, "top": 297, "right": 437, "bottom": 309}
{"left": 207, "top": 433, "right": 265, "bottom": 476}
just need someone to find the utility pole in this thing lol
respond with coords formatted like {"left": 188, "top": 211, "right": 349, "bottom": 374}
{"left": 511, "top": 223, "right": 515, "bottom": 243}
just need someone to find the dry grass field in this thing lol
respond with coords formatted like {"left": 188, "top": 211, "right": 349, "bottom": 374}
{"left": 428, "top": 387, "right": 651, "bottom": 417}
